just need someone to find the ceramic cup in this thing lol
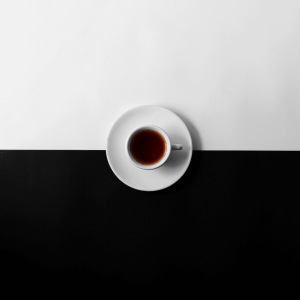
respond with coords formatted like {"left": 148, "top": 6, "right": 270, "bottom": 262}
{"left": 126, "top": 125, "right": 183, "bottom": 170}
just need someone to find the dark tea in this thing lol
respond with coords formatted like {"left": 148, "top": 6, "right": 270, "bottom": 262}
{"left": 130, "top": 129, "right": 166, "bottom": 165}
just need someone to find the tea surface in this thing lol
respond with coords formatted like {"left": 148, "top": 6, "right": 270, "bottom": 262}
{"left": 130, "top": 130, "right": 166, "bottom": 165}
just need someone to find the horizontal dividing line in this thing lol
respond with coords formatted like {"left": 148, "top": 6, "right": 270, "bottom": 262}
{"left": 0, "top": 149, "right": 298, "bottom": 152}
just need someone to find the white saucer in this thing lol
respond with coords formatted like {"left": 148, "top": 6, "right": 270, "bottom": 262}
{"left": 106, "top": 105, "right": 193, "bottom": 191}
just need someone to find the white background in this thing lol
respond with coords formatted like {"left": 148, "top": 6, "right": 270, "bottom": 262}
{"left": 1, "top": 0, "right": 300, "bottom": 150}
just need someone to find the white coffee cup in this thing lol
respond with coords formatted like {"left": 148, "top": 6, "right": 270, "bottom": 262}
{"left": 126, "top": 125, "right": 183, "bottom": 170}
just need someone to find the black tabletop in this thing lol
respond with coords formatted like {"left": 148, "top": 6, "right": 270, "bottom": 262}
{"left": 0, "top": 151, "right": 299, "bottom": 293}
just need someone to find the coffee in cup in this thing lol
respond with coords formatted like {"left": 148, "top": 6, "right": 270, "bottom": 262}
{"left": 126, "top": 125, "right": 182, "bottom": 170}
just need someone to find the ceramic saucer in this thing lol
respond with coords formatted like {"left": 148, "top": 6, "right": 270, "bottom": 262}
{"left": 106, "top": 105, "right": 192, "bottom": 191}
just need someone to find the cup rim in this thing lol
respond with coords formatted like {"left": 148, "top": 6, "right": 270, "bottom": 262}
{"left": 126, "top": 125, "right": 171, "bottom": 170}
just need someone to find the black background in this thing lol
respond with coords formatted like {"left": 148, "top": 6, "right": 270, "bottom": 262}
{"left": 0, "top": 151, "right": 299, "bottom": 293}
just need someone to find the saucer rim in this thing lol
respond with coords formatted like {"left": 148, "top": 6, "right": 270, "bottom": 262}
{"left": 106, "top": 105, "right": 193, "bottom": 192}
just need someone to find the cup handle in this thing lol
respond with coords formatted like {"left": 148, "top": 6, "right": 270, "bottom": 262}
{"left": 171, "top": 144, "right": 183, "bottom": 150}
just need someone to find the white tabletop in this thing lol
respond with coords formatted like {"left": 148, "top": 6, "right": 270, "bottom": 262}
{"left": 1, "top": 0, "right": 299, "bottom": 150}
